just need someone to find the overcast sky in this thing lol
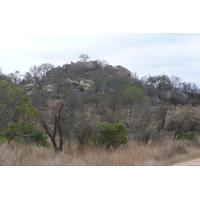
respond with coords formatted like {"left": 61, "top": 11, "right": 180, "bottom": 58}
{"left": 1, "top": 0, "right": 200, "bottom": 86}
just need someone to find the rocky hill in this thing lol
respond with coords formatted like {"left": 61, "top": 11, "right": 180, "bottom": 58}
{"left": 20, "top": 60, "right": 200, "bottom": 108}
{"left": 23, "top": 61, "right": 133, "bottom": 95}
{"left": 47, "top": 61, "right": 132, "bottom": 79}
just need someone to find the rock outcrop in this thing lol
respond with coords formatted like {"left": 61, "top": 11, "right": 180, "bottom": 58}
{"left": 104, "top": 65, "right": 131, "bottom": 77}
{"left": 168, "top": 90, "right": 188, "bottom": 102}
{"left": 104, "top": 65, "right": 118, "bottom": 74}
{"left": 80, "top": 79, "right": 95, "bottom": 89}
{"left": 116, "top": 65, "right": 132, "bottom": 77}
{"left": 71, "top": 61, "right": 96, "bottom": 70}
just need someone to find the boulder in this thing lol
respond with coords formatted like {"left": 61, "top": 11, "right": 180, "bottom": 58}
{"left": 80, "top": 79, "right": 94, "bottom": 89}
{"left": 152, "top": 96, "right": 160, "bottom": 104}
{"left": 172, "top": 90, "right": 188, "bottom": 101}
{"left": 116, "top": 65, "right": 131, "bottom": 77}
{"left": 43, "top": 85, "right": 55, "bottom": 92}
{"left": 24, "top": 83, "right": 34, "bottom": 88}
{"left": 168, "top": 90, "right": 188, "bottom": 106}
{"left": 166, "top": 90, "right": 172, "bottom": 100}
{"left": 104, "top": 65, "right": 117, "bottom": 74}
{"left": 84, "top": 62, "right": 96, "bottom": 70}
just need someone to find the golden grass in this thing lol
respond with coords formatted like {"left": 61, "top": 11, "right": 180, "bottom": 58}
{"left": 1, "top": 139, "right": 200, "bottom": 166}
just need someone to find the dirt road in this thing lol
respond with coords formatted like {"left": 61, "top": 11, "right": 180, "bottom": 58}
{"left": 173, "top": 157, "right": 200, "bottom": 166}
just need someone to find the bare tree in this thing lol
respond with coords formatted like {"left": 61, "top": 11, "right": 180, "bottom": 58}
{"left": 96, "top": 103, "right": 123, "bottom": 123}
{"left": 23, "top": 64, "right": 54, "bottom": 91}
{"left": 189, "top": 98, "right": 199, "bottom": 107}
{"left": 42, "top": 104, "right": 64, "bottom": 152}
{"left": 132, "top": 99, "right": 154, "bottom": 130}
{"left": 9, "top": 71, "right": 21, "bottom": 83}
{"left": 170, "top": 75, "right": 182, "bottom": 90}
{"left": 79, "top": 54, "right": 90, "bottom": 62}
{"left": 129, "top": 100, "right": 169, "bottom": 145}
{"left": 64, "top": 111, "right": 97, "bottom": 147}
{"left": 95, "top": 59, "right": 109, "bottom": 68}
{"left": 122, "top": 86, "right": 145, "bottom": 125}
{"left": 49, "top": 68, "right": 65, "bottom": 98}
{"left": 166, "top": 109, "right": 199, "bottom": 140}
{"left": 154, "top": 104, "right": 169, "bottom": 132}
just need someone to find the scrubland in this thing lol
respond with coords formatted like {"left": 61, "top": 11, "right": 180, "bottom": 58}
{"left": 2, "top": 62, "right": 200, "bottom": 166}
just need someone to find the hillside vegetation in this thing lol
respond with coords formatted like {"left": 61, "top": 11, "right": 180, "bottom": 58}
{"left": 1, "top": 54, "right": 200, "bottom": 165}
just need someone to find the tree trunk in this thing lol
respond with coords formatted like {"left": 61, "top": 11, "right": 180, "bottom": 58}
{"left": 173, "top": 131, "right": 180, "bottom": 140}
{"left": 42, "top": 104, "right": 64, "bottom": 153}
{"left": 42, "top": 121, "right": 60, "bottom": 153}
{"left": 57, "top": 104, "right": 64, "bottom": 151}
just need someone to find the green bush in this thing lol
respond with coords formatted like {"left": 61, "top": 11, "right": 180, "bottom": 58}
{"left": 92, "top": 122, "right": 128, "bottom": 149}
{"left": 0, "top": 136, "right": 7, "bottom": 145}
{"left": 78, "top": 85, "right": 84, "bottom": 92}
{"left": 72, "top": 82, "right": 79, "bottom": 87}
{"left": 29, "top": 129, "right": 51, "bottom": 148}
{"left": 178, "top": 132, "right": 198, "bottom": 141}
{"left": 4, "top": 123, "right": 51, "bottom": 148}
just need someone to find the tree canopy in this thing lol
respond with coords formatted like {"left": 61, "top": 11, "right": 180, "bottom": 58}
{"left": 0, "top": 80, "right": 49, "bottom": 147}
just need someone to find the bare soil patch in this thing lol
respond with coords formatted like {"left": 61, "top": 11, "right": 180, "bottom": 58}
{"left": 172, "top": 156, "right": 200, "bottom": 166}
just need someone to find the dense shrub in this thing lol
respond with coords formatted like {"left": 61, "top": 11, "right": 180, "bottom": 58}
{"left": 178, "top": 132, "right": 198, "bottom": 141}
{"left": 92, "top": 122, "right": 128, "bottom": 149}
{"left": 30, "top": 129, "right": 51, "bottom": 148}
{"left": 0, "top": 136, "right": 7, "bottom": 145}
{"left": 3, "top": 123, "right": 51, "bottom": 148}
{"left": 78, "top": 85, "right": 84, "bottom": 92}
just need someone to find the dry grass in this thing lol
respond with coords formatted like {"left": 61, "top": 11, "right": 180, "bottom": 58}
{"left": 1, "top": 139, "right": 200, "bottom": 166}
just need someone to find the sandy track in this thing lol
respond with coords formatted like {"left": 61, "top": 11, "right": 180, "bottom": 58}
{"left": 172, "top": 157, "right": 200, "bottom": 166}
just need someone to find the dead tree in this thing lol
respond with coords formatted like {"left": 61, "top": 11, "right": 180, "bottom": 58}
{"left": 42, "top": 104, "right": 64, "bottom": 152}
{"left": 154, "top": 104, "right": 169, "bottom": 132}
